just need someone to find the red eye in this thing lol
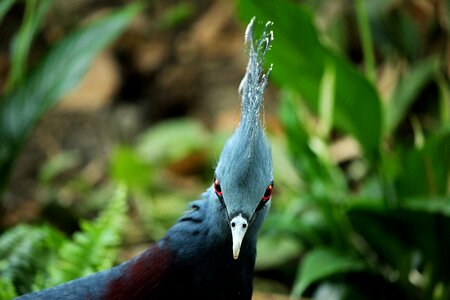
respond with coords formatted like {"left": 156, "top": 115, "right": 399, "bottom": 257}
{"left": 214, "top": 178, "right": 223, "bottom": 197}
{"left": 261, "top": 182, "right": 274, "bottom": 202}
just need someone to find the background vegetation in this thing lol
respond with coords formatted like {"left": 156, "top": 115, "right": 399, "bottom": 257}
{"left": 0, "top": 0, "right": 448, "bottom": 299}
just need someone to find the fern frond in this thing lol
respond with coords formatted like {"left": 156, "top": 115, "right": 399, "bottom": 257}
{"left": 0, "top": 224, "right": 29, "bottom": 259}
{"left": 43, "top": 184, "right": 128, "bottom": 288}
{"left": 0, "top": 224, "right": 65, "bottom": 295}
{"left": 0, "top": 185, "right": 128, "bottom": 294}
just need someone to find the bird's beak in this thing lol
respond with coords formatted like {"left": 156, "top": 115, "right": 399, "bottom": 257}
{"left": 230, "top": 214, "right": 248, "bottom": 259}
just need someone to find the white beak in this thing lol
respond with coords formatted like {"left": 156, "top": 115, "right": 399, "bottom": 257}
{"left": 230, "top": 214, "right": 248, "bottom": 260}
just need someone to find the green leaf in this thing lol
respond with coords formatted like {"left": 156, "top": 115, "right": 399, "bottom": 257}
{"left": 348, "top": 207, "right": 412, "bottom": 280}
{"left": 405, "top": 197, "right": 450, "bottom": 216}
{"left": 256, "top": 234, "right": 302, "bottom": 270}
{"left": 0, "top": 0, "right": 16, "bottom": 25}
{"left": 6, "top": 0, "right": 52, "bottom": 90}
{"left": 396, "top": 131, "right": 450, "bottom": 197}
{"left": 278, "top": 91, "right": 347, "bottom": 199}
{"left": 110, "top": 146, "right": 150, "bottom": 189}
{"left": 237, "top": 0, "right": 382, "bottom": 158}
{"left": 0, "top": 3, "right": 141, "bottom": 194}
{"left": 354, "top": 0, "right": 376, "bottom": 83}
{"left": 278, "top": 91, "right": 330, "bottom": 190}
{"left": 291, "top": 247, "right": 366, "bottom": 297}
{"left": 384, "top": 56, "right": 440, "bottom": 136}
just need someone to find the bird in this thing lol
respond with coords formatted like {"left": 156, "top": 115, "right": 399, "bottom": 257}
{"left": 17, "top": 17, "right": 274, "bottom": 300}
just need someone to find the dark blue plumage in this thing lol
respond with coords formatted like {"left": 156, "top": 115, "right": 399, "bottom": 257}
{"left": 16, "top": 17, "right": 273, "bottom": 300}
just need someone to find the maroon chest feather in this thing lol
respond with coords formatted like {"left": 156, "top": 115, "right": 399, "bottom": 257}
{"left": 104, "top": 244, "right": 170, "bottom": 299}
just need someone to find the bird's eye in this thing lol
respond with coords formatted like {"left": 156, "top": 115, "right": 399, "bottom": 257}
{"left": 261, "top": 182, "right": 274, "bottom": 202}
{"left": 214, "top": 178, "right": 223, "bottom": 197}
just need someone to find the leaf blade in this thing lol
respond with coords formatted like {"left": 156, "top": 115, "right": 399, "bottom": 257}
{"left": 238, "top": 0, "right": 382, "bottom": 158}
{"left": 0, "top": 3, "right": 141, "bottom": 194}
{"left": 292, "top": 247, "right": 366, "bottom": 297}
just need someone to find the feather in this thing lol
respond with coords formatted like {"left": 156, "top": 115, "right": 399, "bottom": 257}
{"left": 239, "top": 17, "right": 274, "bottom": 132}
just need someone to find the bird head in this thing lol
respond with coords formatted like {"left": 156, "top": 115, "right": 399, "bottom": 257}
{"left": 212, "top": 18, "right": 274, "bottom": 260}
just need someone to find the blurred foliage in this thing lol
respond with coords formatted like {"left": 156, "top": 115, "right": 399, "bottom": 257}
{"left": 110, "top": 118, "right": 222, "bottom": 240}
{"left": 242, "top": 0, "right": 383, "bottom": 159}
{"left": 0, "top": 0, "right": 448, "bottom": 299}
{"left": 238, "top": 0, "right": 449, "bottom": 299}
{"left": 159, "top": 1, "right": 196, "bottom": 29}
{"left": 0, "top": 224, "right": 63, "bottom": 298}
{"left": 0, "top": 185, "right": 127, "bottom": 298}
{"left": 0, "top": 1, "right": 141, "bottom": 196}
{"left": 0, "top": 1, "right": 139, "bottom": 297}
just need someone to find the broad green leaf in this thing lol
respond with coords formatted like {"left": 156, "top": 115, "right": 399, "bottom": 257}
{"left": 384, "top": 56, "right": 440, "bottom": 136}
{"left": 292, "top": 247, "right": 366, "bottom": 297}
{"left": 0, "top": 3, "right": 141, "bottom": 194}
{"left": 237, "top": 0, "right": 382, "bottom": 158}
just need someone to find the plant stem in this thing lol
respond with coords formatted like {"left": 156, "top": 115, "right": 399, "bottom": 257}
{"left": 5, "top": 0, "right": 37, "bottom": 91}
{"left": 437, "top": 74, "right": 450, "bottom": 126}
{"left": 5, "top": 0, "right": 52, "bottom": 92}
{"left": 354, "top": 0, "right": 376, "bottom": 83}
{"left": 318, "top": 60, "right": 335, "bottom": 141}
